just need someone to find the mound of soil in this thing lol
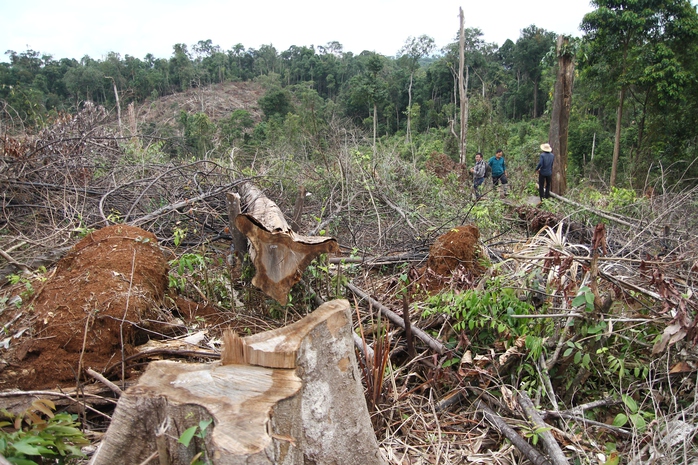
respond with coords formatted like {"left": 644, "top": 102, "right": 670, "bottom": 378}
{"left": 419, "top": 224, "right": 485, "bottom": 292}
{"left": 0, "top": 225, "right": 174, "bottom": 390}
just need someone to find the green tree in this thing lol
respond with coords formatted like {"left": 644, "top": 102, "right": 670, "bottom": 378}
{"left": 513, "top": 25, "right": 555, "bottom": 118}
{"left": 179, "top": 111, "right": 215, "bottom": 158}
{"left": 398, "top": 35, "right": 435, "bottom": 145}
{"left": 258, "top": 86, "right": 293, "bottom": 120}
{"left": 170, "top": 43, "right": 195, "bottom": 91}
{"left": 581, "top": 0, "right": 698, "bottom": 186}
{"left": 219, "top": 109, "right": 254, "bottom": 150}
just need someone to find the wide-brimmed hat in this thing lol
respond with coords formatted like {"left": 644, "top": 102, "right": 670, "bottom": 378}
{"left": 540, "top": 143, "right": 552, "bottom": 152}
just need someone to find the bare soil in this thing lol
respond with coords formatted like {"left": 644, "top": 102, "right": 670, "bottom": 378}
{"left": 419, "top": 224, "right": 485, "bottom": 292}
{"left": 1, "top": 225, "right": 181, "bottom": 390}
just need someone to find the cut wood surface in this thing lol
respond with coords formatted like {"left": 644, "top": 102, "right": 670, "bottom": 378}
{"left": 90, "top": 299, "right": 385, "bottom": 465}
{"left": 230, "top": 182, "right": 339, "bottom": 304}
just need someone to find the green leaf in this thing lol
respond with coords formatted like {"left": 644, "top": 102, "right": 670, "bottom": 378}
{"left": 198, "top": 418, "right": 213, "bottom": 434}
{"left": 11, "top": 437, "right": 42, "bottom": 455}
{"left": 622, "top": 394, "right": 638, "bottom": 414}
{"left": 585, "top": 292, "right": 595, "bottom": 306}
{"left": 7, "top": 459, "right": 39, "bottom": 465}
{"left": 574, "top": 351, "right": 582, "bottom": 364}
{"left": 563, "top": 348, "right": 573, "bottom": 357}
{"left": 630, "top": 413, "right": 646, "bottom": 431}
{"left": 178, "top": 426, "right": 198, "bottom": 447}
{"left": 612, "top": 413, "right": 628, "bottom": 427}
{"left": 582, "top": 353, "right": 591, "bottom": 368}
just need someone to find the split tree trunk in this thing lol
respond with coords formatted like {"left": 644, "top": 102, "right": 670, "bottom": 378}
{"left": 229, "top": 182, "right": 339, "bottom": 304}
{"left": 90, "top": 299, "right": 385, "bottom": 465}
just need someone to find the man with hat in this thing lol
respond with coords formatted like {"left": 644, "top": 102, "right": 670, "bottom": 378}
{"left": 535, "top": 143, "right": 555, "bottom": 201}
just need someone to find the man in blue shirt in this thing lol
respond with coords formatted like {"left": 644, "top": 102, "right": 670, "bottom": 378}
{"left": 535, "top": 143, "right": 555, "bottom": 200}
{"left": 488, "top": 149, "right": 508, "bottom": 197}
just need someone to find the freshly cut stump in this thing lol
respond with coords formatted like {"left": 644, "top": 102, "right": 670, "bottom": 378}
{"left": 90, "top": 299, "right": 385, "bottom": 465}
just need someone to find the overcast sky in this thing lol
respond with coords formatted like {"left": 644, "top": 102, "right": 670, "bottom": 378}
{"left": 2, "top": 0, "right": 595, "bottom": 62}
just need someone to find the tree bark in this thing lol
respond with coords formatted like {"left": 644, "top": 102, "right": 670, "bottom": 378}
{"left": 610, "top": 86, "right": 625, "bottom": 187}
{"left": 90, "top": 299, "right": 385, "bottom": 465}
{"left": 518, "top": 391, "right": 570, "bottom": 465}
{"left": 548, "top": 35, "right": 575, "bottom": 196}
{"left": 225, "top": 192, "right": 248, "bottom": 263}
{"left": 458, "top": 7, "right": 468, "bottom": 165}
{"left": 476, "top": 399, "right": 552, "bottom": 465}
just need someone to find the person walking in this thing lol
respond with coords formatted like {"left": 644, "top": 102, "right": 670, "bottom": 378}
{"left": 470, "top": 152, "right": 486, "bottom": 200}
{"left": 535, "top": 143, "right": 555, "bottom": 201}
{"left": 488, "top": 149, "right": 508, "bottom": 197}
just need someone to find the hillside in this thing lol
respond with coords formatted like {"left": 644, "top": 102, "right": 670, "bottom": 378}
{"left": 132, "top": 80, "right": 265, "bottom": 127}
{"left": 1, "top": 81, "right": 698, "bottom": 464}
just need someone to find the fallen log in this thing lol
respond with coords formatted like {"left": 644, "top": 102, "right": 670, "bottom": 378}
{"left": 229, "top": 182, "right": 339, "bottom": 304}
{"left": 90, "top": 299, "right": 385, "bottom": 465}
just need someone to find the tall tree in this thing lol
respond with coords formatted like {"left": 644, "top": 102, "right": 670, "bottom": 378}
{"left": 398, "top": 35, "right": 435, "bottom": 145}
{"left": 458, "top": 8, "right": 468, "bottom": 164}
{"left": 548, "top": 36, "right": 576, "bottom": 195}
{"left": 513, "top": 25, "right": 555, "bottom": 118}
{"left": 581, "top": 0, "right": 698, "bottom": 186}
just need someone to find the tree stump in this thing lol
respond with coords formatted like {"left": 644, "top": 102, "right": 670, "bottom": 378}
{"left": 90, "top": 299, "right": 385, "bottom": 465}
{"left": 229, "top": 182, "right": 339, "bottom": 304}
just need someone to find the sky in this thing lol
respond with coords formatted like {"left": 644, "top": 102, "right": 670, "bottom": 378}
{"left": 1, "top": 0, "right": 595, "bottom": 62}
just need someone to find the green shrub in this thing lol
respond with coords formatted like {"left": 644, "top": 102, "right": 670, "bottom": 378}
{"left": 0, "top": 399, "right": 88, "bottom": 465}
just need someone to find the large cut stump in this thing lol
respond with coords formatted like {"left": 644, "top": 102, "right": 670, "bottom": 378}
{"left": 90, "top": 299, "right": 385, "bottom": 465}
{"left": 228, "top": 182, "right": 339, "bottom": 304}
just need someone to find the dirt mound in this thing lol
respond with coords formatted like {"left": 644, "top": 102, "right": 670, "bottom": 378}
{"left": 0, "top": 225, "right": 174, "bottom": 390}
{"left": 419, "top": 225, "right": 485, "bottom": 292}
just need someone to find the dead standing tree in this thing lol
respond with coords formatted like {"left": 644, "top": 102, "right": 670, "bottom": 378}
{"left": 548, "top": 35, "right": 575, "bottom": 196}
{"left": 227, "top": 182, "right": 339, "bottom": 304}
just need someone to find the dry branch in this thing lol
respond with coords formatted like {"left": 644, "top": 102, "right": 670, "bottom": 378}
{"left": 344, "top": 282, "right": 446, "bottom": 355}
{"left": 476, "top": 399, "right": 552, "bottom": 465}
{"left": 518, "top": 390, "right": 569, "bottom": 465}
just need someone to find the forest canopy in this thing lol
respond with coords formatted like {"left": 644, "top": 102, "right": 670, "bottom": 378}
{"left": 2, "top": 0, "right": 698, "bottom": 188}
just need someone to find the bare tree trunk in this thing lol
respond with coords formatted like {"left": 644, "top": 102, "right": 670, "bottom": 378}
{"left": 458, "top": 7, "right": 468, "bottom": 165}
{"left": 548, "top": 35, "right": 575, "bottom": 195}
{"left": 373, "top": 103, "right": 377, "bottom": 159}
{"left": 533, "top": 78, "right": 539, "bottom": 118}
{"left": 611, "top": 87, "right": 625, "bottom": 187}
{"left": 406, "top": 74, "right": 413, "bottom": 144}
{"left": 107, "top": 77, "right": 123, "bottom": 138}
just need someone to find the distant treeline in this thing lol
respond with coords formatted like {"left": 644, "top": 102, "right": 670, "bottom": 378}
{"left": 0, "top": 28, "right": 555, "bottom": 129}
{"left": 2, "top": 0, "right": 698, "bottom": 187}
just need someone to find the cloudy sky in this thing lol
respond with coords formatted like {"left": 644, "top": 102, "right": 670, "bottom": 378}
{"left": 2, "top": 0, "right": 595, "bottom": 61}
